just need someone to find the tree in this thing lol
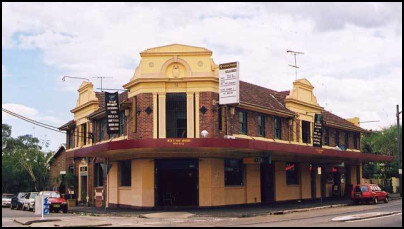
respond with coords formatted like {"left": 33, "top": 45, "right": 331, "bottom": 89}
{"left": 2, "top": 124, "right": 53, "bottom": 193}
{"left": 362, "top": 125, "right": 402, "bottom": 179}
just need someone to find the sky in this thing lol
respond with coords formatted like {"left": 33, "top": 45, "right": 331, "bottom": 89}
{"left": 2, "top": 2, "right": 402, "bottom": 152}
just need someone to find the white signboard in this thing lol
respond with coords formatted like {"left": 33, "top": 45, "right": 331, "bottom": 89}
{"left": 219, "top": 62, "right": 240, "bottom": 105}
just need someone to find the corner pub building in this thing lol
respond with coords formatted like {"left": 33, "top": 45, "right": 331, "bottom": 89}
{"left": 58, "top": 44, "right": 392, "bottom": 209}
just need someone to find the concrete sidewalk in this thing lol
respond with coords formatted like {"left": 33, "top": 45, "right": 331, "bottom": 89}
{"left": 68, "top": 194, "right": 401, "bottom": 218}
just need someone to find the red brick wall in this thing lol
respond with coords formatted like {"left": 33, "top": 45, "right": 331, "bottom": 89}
{"left": 199, "top": 92, "right": 225, "bottom": 138}
{"left": 49, "top": 151, "right": 67, "bottom": 189}
{"left": 128, "top": 93, "right": 154, "bottom": 140}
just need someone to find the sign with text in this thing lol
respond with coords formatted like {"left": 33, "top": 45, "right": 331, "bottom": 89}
{"left": 105, "top": 92, "right": 120, "bottom": 135}
{"left": 219, "top": 62, "right": 240, "bottom": 105}
{"left": 313, "top": 114, "right": 323, "bottom": 147}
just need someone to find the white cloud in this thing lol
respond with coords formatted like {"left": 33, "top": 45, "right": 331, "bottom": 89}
{"left": 2, "top": 65, "right": 9, "bottom": 77}
{"left": 2, "top": 103, "right": 64, "bottom": 126}
{"left": 2, "top": 2, "right": 402, "bottom": 132}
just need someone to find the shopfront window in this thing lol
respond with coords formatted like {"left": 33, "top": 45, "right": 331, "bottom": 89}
{"left": 286, "top": 162, "right": 299, "bottom": 185}
{"left": 225, "top": 159, "right": 244, "bottom": 186}
{"left": 94, "top": 163, "right": 104, "bottom": 187}
{"left": 119, "top": 160, "right": 131, "bottom": 187}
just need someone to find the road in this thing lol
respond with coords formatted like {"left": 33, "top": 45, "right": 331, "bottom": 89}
{"left": 2, "top": 200, "right": 402, "bottom": 227}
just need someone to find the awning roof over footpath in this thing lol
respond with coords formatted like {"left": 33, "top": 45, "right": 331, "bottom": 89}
{"left": 66, "top": 138, "right": 392, "bottom": 163}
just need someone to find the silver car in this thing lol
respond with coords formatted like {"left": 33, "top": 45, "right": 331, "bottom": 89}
{"left": 22, "top": 192, "right": 38, "bottom": 211}
{"left": 2, "top": 194, "right": 14, "bottom": 207}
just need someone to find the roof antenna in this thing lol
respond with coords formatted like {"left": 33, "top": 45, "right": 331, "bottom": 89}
{"left": 287, "top": 50, "right": 304, "bottom": 81}
{"left": 92, "top": 77, "right": 112, "bottom": 92}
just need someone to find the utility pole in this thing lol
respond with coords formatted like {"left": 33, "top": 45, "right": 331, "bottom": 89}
{"left": 397, "top": 105, "right": 402, "bottom": 197}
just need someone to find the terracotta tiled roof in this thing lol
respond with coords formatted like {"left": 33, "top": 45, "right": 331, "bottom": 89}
{"left": 322, "top": 110, "right": 366, "bottom": 132}
{"left": 58, "top": 120, "right": 76, "bottom": 130}
{"left": 240, "top": 81, "right": 294, "bottom": 115}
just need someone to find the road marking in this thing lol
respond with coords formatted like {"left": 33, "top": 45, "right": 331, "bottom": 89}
{"left": 346, "top": 213, "right": 402, "bottom": 223}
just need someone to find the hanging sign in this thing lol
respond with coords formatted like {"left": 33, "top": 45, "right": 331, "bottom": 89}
{"left": 313, "top": 114, "right": 323, "bottom": 147}
{"left": 219, "top": 62, "right": 240, "bottom": 105}
{"left": 105, "top": 92, "right": 120, "bottom": 135}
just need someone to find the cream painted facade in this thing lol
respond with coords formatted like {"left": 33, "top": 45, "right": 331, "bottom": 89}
{"left": 60, "top": 44, "right": 380, "bottom": 209}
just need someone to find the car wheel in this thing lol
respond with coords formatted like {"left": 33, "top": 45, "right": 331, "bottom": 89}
{"left": 353, "top": 200, "right": 359, "bottom": 205}
{"left": 384, "top": 196, "right": 389, "bottom": 203}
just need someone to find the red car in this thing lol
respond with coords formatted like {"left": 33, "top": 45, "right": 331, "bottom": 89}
{"left": 351, "top": 184, "right": 389, "bottom": 204}
{"left": 40, "top": 191, "right": 68, "bottom": 213}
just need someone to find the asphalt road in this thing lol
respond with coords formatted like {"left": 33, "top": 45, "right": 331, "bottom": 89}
{"left": 2, "top": 200, "right": 402, "bottom": 227}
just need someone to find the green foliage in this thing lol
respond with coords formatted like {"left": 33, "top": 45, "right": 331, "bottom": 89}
{"left": 2, "top": 124, "right": 53, "bottom": 193}
{"left": 362, "top": 125, "right": 402, "bottom": 179}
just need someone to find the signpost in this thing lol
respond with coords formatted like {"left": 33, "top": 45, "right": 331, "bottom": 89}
{"left": 105, "top": 92, "right": 120, "bottom": 135}
{"left": 219, "top": 62, "right": 239, "bottom": 105}
{"left": 313, "top": 114, "right": 323, "bottom": 147}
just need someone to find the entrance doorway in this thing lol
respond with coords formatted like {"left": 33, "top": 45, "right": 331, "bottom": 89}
{"left": 155, "top": 159, "right": 199, "bottom": 207}
{"left": 80, "top": 175, "right": 87, "bottom": 203}
{"left": 310, "top": 164, "right": 317, "bottom": 199}
{"left": 260, "top": 164, "right": 275, "bottom": 202}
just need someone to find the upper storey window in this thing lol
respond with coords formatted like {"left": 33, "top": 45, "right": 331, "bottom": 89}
{"left": 239, "top": 111, "right": 247, "bottom": 135}
{"left": 258, "top": 115, "right": 265, "bottom": 137}
{"left": 274, "top": 117, "right": 282, "bottom": 139}
{"left": 166, "top": 93, "right": 187, "bottom": 138}
{"left": 302, "top": 121, "right": 311, "bottom": 144}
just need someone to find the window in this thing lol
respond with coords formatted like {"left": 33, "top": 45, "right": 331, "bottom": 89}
{"left": 94, "top": 163, "right": 104, "bottom": 187}
{"left": 68, "top": 130, "right": 74, "bottom": 149}
{"left": 302, "top": 121, "right": 311, "bottom": 143}
{"left": 166, "top": 93, "right": 187, "bottom": 138}
{"left": 218, "top": 106, "right": 223, "bottom": 131}
{"left": 239, "top": 111, "right": 247, "bottom": 135}
{"left": 258, "top": 115, "right": 265, "bottom": 137}
{"left": 285, "top": 162, "right": 299, "bottom": 185}
{"left": 119, "top": 160, "right": 131, "bottom": 187}
{"left": 99, "top": 119, "right": 104, "bottom": 141}
{"left": 81, "top": 123, "right": 87, "bottom": 145}
{"left": 225, "top": 159, "right": 244, "bottom": 186}
{"left": 345, "top": 132, "right": 349, "bottom": 148}
{"left": 354, "top": 133, "right": 359, "bottom": 149}
{"left": 274, "top": 117, "right": 282, "bottom": 139}
{"left": 133, "top": 96, "right": 137, "bottom": 133}
{"left": 324, "top": 127, "right": 330, "bottom": 146}
{"left": 119, "top": 112, "right": 125, "bottom": 136}
{"left": 335, "top": 130, "right": 340, "bottom": 146}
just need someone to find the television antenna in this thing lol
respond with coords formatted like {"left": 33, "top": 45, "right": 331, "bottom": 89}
{"left": 93, "top": 77, "right": 113, "bottom": 92}
{"left": 287, "top": 50, "right": 304, "bottom": 81}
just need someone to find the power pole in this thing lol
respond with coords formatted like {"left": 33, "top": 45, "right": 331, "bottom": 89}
{"left": 397, "top": 105, "right": 402, "bottom": 197}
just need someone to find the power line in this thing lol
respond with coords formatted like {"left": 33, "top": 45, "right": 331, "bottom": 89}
{"left": 2, "top": 108, "right": 92, "bottom": 140}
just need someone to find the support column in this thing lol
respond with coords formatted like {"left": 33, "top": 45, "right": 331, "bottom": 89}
{"left": 158, "top": 93, "right": 166, "bottom": 138}
{"left": 195, "top": 92, "right": 200, "bottom": 138}
{"left": 187, "top": 92, "right": 195, "bottom": 138}
{"left": 153, "top": 93, "right": 158, "bottom": 139}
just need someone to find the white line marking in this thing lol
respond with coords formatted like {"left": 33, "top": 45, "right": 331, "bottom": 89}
{"left": 346, "top": 213, "right": 402, "bottom": 223}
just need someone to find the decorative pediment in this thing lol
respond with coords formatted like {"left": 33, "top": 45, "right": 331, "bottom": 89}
{"left": 285, "top": 78, "right": 322, "bottom": 111}
{"left": 140, "top": 44, "right": 212, "bottom": 56}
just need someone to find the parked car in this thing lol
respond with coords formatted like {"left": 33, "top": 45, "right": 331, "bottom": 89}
{"left": 2, "top": 194, "right": 14, "bottom": 207}
{"left": 11, "top": 192, "right": 27, "bottom": 210}
{"left": 23, "top": 192, "right": 38, "bottom": 211}
{"left": 40, "top": 191, "right": 68, "bottom": 213}
{"left": 351, "top": 184, "right": 389, "bottom": 204}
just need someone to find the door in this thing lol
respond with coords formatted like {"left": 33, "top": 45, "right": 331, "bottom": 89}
{"left": 81, "top": 176, "right": 87, "bottom": 203}
{"left": 260, "top": 164, "right": 275, "bottom": 202}
{"left": 155, "top": 159, "right": 199, "bottom": 207}
{"left": 310, "top": 165, "right": 317, "bottom": 199}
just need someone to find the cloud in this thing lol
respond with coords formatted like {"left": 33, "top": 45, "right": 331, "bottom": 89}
{"left": 2, "top": 2, "right": 402, "bottom": 133}
{"left": 2, "top": 103, "right": 64, "bottom": 125}
{"left": 2, "top": 65, "right": 9, "bottom": 77}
